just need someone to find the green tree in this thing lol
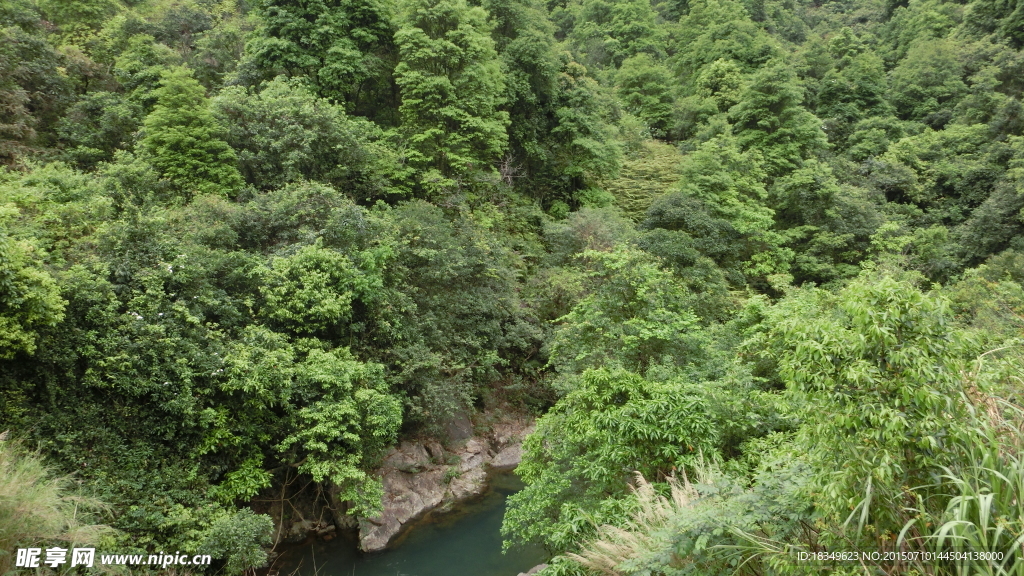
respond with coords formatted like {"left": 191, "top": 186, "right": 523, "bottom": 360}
{"left": 547, "top": 246, "right": 705, "bottom": 376}
{"left": 872, "top": 123, "right": 1007, "bottom": 227}
{"left": 257, "top": 240, "right": 384, "bottom": 335}
{"left": 615, "top": 54, "right": 673, "bottom": 138}
{"left": 37, "top": 0, "right": 120, "bottom": 37}
{"left": 953, "top": 135, "right": 1024, "bottom": 266}
{"left": 770, "top": 274, "right": 983, "bottom": 532}
{"left": 241, "top": 0, "right": 398, "bottom": 117}
{"left": 394, "top": 0, "right": 510, "bottom": 186}
{"left": 112, "top": 34, "right": 184, "bottom": 108}
{"left": 671, "top": 0, "right": 777, "bottom": 83}
{"left": 771, "top": 161, "right": 882, "bottom": 285}
{"left": 673, "top": 136, "right": 793, "bottom": 282}
{"left": 364, "top": 200, "right": 535, "bottom": 427}
{"left": 962, "top": 0, "right": 1024, "bottom": 48}
{"left": 212, "top": 78, "right": 400, "bottom": 197}
{"left": 0, "top": 11, "right": 75, "bottom": 157}
{"left": 57, "top": 91, "right": 143, "bottom": 169}
{"left": 889, "top": 39, "right": 968, "bottom": 128}
{"left": 0, "top": 41, "right": 35, "bottom": 165}
{"left": 503, "top": 368, "right": 719, "bottom": 551}
{"left": 817, "top": 47, "right": 891, "bottom": 147}
{"left": 483, "top": 0, "right": 622, "bottom": 207}
{"left": 671, "top": 57, "right": 744, "bottom": 141}
{"left": 729, "top": 62, "right": 828, "bottom": 180}
{"left": 0, "top": 235, "right": 65, "bottom": 359}
{"left": 567, "top": 0, "right": 666, "bottom": 71}
{"left": 189, "top": 18, "right": 249, "bottom": 90}
{"left": 639, "top": 190, "right": 750, "bottom": 296}
{"left": 139, "top": 66, "right": 243, "bottom": 199}
{"left": 546, "top": 56, "right": 620, "bottom": 208}
{"left": 885, "top": 0, "right": 959, "bottom": 59}
{"left": 148, "top": 2, "right": 214, "bottom": 55}
{"left": 274, "top": 347, "right": 402, "bottom": 514}
{"left": 483, "top": 0, "right": 561, "bottom": 185}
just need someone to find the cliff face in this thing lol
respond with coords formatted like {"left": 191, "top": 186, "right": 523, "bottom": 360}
{"left": 355, "top": 414, "right": 534, "bottom": 552}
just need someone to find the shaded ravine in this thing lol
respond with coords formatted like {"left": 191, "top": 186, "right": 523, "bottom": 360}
{"left": 273, "top": 472, "right": 547, "bottom": 576}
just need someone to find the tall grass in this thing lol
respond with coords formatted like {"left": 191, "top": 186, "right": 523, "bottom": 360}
{"left": 0, "top": 435, "right": 109, "bottom": 574}
{"left": 566, "top": 472, "right": 700, "bottom": 575}
{"left": 928, "top": 446, "right": 1024, "bottom": 575}
{"left": 916, "top": 398, "right": 1024, "bottom": 576}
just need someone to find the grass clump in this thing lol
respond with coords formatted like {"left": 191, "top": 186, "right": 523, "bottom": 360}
{"left": 0, "top": 434, "right": 109, "bottom": 574}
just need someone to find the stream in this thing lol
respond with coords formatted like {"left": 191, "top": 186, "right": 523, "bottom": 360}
{"left": 274, "top": 472, "right": 548, "bottom": 576}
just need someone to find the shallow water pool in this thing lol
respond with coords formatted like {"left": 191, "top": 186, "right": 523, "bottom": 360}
{"left": 274, "top": 472, "right": 548, "bottom": 576}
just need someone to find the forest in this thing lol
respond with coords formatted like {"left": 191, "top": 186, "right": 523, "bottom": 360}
{"left": 1, "top": 0, "right": 1023, "bottom": 573}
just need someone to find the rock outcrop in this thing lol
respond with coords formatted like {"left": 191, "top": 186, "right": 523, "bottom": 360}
{"left": 491, "top": 443, "right": 522, "bottom": 470}
{"left": 356, "top": 414, "right": 534, "bottom": 552}
{"left": 518, "top": 564, "right": 548, "bottom": 576}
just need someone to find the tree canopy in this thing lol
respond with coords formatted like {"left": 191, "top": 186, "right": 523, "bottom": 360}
{"left": 2, "top": 0, "right": 1024, "bottom": 573}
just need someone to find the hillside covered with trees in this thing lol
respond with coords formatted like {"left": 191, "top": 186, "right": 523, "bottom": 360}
{"left": 1, "top": 0, "right": 1023, "bottom": 573}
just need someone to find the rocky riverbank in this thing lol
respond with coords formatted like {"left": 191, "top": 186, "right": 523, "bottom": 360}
{"left": 255, "top": 412, "right": 534, "bottom": 551}
{"left": 356, "top": 414, "right": 534, "bottom": 552}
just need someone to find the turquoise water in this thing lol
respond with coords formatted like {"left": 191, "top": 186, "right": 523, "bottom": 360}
{"left": 275, "top": 472, "right": 548, "bottom": 576}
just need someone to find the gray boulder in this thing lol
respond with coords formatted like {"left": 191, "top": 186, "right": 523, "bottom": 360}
{"left": 491, "top": 443, "right": 522, "bottom": 470}
{"left": 359, "top": 467, "right": 446, "bottom": 551}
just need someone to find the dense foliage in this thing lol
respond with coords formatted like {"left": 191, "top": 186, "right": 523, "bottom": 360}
{"left": 1, "top": 0, "right": 1023, "bottom": 573}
